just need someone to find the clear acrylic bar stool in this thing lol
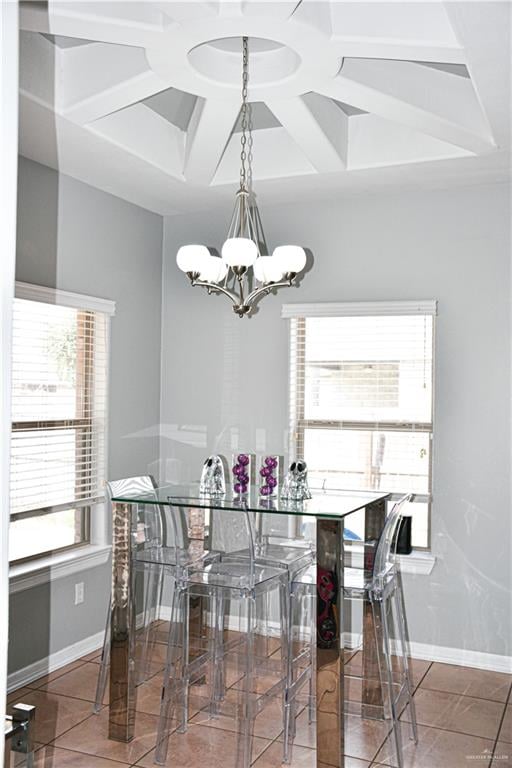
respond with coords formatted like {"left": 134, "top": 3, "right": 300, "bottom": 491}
{"left": 155, "top": 501, "right": 291, "bottom": 768}
{"left": 284, "top": 494, "right": 419, "bottom": 768}
{"left": 94, "top": 476, "right": 214, "bottom": 713}
{"left": 217, "top": 509, "right": 315, "bottom": 664}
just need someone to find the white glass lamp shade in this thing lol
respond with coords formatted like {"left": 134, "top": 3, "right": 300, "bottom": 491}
{"left": 177, "top": 244, "right": 210, "bottom": 274}
{"left": 253, "top": 256, "right": 284, "bottom": 284}
{"left": 221, "top": 237, "right": 258, "bottom": 267}
{"left": 273, "top": 245, "right": 307, "bottom": 274}
{"left": 199, "top": 256, "right": 228, "bottom": 283}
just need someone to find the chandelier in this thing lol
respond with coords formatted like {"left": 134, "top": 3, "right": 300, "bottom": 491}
{"left": 176, "top": 37, "right": 307, "bottom": 318}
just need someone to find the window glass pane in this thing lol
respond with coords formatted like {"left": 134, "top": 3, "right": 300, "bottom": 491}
{"left": 304, "top": 427, "right": 430, "bottom": 495}
{"left": 9, "top": 509, "right": 86, "bottom": 562}
{"left": 9, "top": 294, "right": 108, "bottom": 562}
{"left": 12, "top": 300, "right": 79, "bottom": 421}
{"left": 10, "top": 427, "right": 88, "bottom": 514}
{"left": 304, "top": 315, "right": 433, "bottom": 423}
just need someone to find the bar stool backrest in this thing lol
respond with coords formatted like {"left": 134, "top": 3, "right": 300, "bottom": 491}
{"left": 209, "top": 501, "right": 258, "bottom": 565}
{"left": 372, "top": 493, "right": 413, "bottom": 591}
{"left": 106, "top": 476, "right": 189, "bottom": 551}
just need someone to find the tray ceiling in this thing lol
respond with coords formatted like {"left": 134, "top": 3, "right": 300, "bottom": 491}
{"left": 19, "top": 1, "right": 511, "bottom": 215}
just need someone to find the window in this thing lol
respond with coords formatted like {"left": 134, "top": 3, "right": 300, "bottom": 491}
{"left": 285, "top": 301, "right": 436, "bottom": 549}
{"left": 9, "top": 284, "right": 113, "bottom": 563}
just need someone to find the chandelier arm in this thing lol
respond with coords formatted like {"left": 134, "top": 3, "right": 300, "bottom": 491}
{"left": 192, "top": 279, "right": 240, "bottom": 305}
{"left": 236, "top": 272, "right": 245, "bottom": 305}
{"left": 245, "top": 278, "right": 295, "bottom": 307}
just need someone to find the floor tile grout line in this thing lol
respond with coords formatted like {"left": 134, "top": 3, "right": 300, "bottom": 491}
{"left": 39, "top": 710, "right": 103, "bottom": 750}
{"left": 24, "top": 659, "right": 89, "bottom": 690}
{"left": 398, "top": 713, "right": 505, "bottom": 744}
{"left": 490, "top": 681, "right": 512, "bottom": 760}
{"left": 416, "top": 683, "right": 512, "bottom": 705}
{"left": 367, "top": 720, "right": 395, "bottom": 766}
{"left": 403, "top": 719, "right": 502, "bottom": 743}
{"left": 372, "top": 721, "right": 500, "bottom": 768}
{"left": 47, "top": 706, "right": 174, "bottom": 767}
{"left": 38, "top": 742, "right": 135, "bottom": 767}
{"left": 412, "top": 660, "right": 432, "bottom": 690}
{"left": 13, "top": 648, "right": 511, "bottom": 766}
{"left": 36, "top": 689, "right": 106, "bottom": 706}
{"left": 250, "top": 733, "right": 278, "bottom": 766}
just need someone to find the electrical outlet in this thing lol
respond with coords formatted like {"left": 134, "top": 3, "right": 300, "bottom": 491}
{"left": 74, "top": 582, "right": 84, "bottom": 605}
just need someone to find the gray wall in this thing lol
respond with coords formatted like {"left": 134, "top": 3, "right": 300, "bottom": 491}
{"left": 10, "top": 157, "right": 163, "bottom": 673}
{"left": 160, "top": 182, "right": 511, "bottom": 657}
{"left": 11, "top": 161, "right": 511, "bottom": 671}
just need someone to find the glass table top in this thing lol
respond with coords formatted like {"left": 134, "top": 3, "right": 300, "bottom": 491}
{"left": 110, "top": 483, "right": 390, "bottom": 519}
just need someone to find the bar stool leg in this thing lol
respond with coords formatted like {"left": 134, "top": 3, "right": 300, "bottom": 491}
{"left": 281, "top": 579, "right": 294, "bottom": 765}
{"left": 179, "top": 591, "right": 191, "bottom": 733}
{"left": 237, "top": 594, "right": 256, "bottom": 768}
{"left": 308, "top": 590, "right": 316, "bottom": 725}
{"left": 380, "top": 595, "right": 405, "bottom": 768}
{"left": 212, "top": 592, "right": 226, "bottom": 713}
{"left": 155, "top": 584, "right": 183, "bottom": 765}
{"left": 395, "top": 583, "right": 418, "bottom": 743}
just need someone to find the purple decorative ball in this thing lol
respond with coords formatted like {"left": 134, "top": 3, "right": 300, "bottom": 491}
{"left": 265, "top": 456, "right": 278, "bottom": 469}
{"left": 260, "top": 466, "right": 271, "bottom": 478}
{"left": 233, "top": 464, "right": 242, "bottom": 476}
{"left": 238, "top": 454, "right": 250, "bottom": 466}
{"left": 260, "top": 485, "right": 272, "bottom": 496}
{"left": 267, "top": 475, "right": 277, "bottom": 488}
{"left": 234, "top": 482, "right": 248, "bottom": 494}
{"left": 238, "top": 473, "right": 249, "bottom": 485}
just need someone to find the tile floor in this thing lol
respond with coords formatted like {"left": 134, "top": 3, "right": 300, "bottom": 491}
{"left": 6, "top": 630, "right": 512, "bottom": 768}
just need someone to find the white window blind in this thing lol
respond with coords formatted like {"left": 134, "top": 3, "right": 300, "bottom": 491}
{"left": 286, "top": 301, "right": 436, "bottom": 548}
{"left": 9, "top": 285, "right": 113, "bottom": 561}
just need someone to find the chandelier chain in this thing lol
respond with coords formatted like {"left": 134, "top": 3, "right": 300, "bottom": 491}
{"left": 240, "top": 36, "right": 249, "bottom": 190}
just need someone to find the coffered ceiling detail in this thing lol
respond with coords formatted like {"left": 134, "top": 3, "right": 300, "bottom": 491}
{"left": 19, "top": 1, "right": 510, "bottom": 214}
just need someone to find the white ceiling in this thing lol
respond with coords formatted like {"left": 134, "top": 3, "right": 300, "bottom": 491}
{"left": 19, "top": 1, "right": 511, "bottom": 215}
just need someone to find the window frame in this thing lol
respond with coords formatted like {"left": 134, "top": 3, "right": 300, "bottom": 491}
{"left": 9, "top": 282, "right": 115, "bottom": 566}
{"left": 285, "top": 301, "right": 436, "bottom": 551}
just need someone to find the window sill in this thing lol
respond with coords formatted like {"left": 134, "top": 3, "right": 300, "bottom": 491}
{"left": 9, "top": 544, "right": 111, "bottom": 594}
{"left": 397, "top": 550, "right": 436, "bottom": 575}
{"left": 347, "top": 547, "right": 436, "bottom": 576}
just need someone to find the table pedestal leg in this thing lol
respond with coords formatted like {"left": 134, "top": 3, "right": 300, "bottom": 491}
{"left": 316, "top": 517, "right": 345, "bottom": 768}
{"left": 362, "top": 499, "right": 386, "bottom": 719}
{"left": 109, "top": 501, "right": 136, "bottom": 741}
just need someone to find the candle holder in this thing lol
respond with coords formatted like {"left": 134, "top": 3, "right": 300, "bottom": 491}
{"left": 199, "top": 455, "right": 226, "bottom": 496}
{"left": 231, "top": 452, "right": 254, "bottom": 496}
{"left": 281, "top": 459, "right": 312, "bottom": 501}
{"left": 258, "top": 455, "right": 282, "bottom": 498}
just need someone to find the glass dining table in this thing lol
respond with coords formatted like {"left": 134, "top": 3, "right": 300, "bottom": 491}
{"left": 107, "top": 483, "right": 390, "bottom": 768}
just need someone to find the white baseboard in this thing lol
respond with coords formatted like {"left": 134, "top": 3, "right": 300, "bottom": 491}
{"left": 344, "top": 631, "right": 512, "bottom": 673}
{"left": 7, "top": 630, "right": 104, "bottom": 693}
{"left": 8, "top": 617, "right": 511, "bottom": 695}
{"left": 160, "top": 608, "right": 512, "bottom": 673}
{"left": 8, "top": 607, "right": 154, "bottom": 694}
{"left": 406, "top": 640, "right": 512, "bottom": 674}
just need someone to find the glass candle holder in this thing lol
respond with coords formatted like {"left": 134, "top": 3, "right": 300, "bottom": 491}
{"left": 199, "top": 455, "right": 226, "bottom": 496}
{"left": 231, "top": 452, "right": 254, "bottom": 496}
{"left": 258, "top": 455, "right": 281, "bottom": 498}
{"left": 281, "top": 459, "right": 312, "bottom": 501}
